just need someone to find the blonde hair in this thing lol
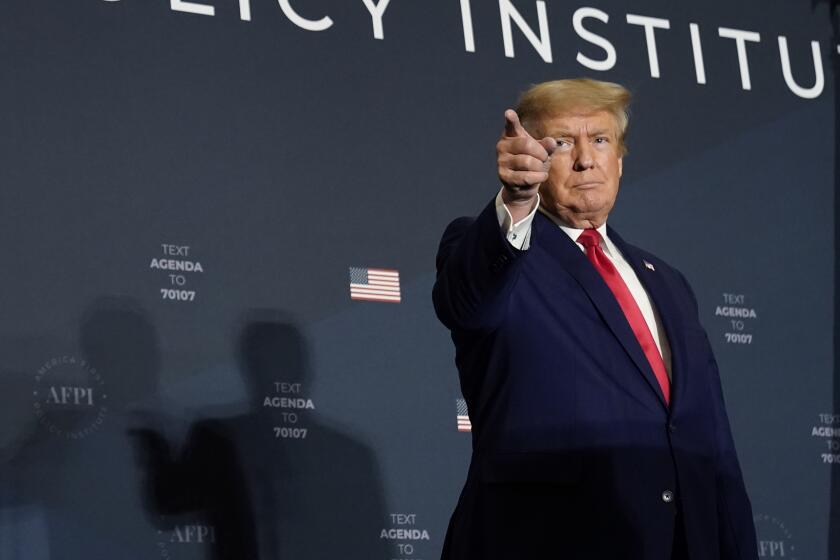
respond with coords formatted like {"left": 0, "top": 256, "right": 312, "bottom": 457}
{"left": 516, "top": 78, "right": 631, "bottom": 155}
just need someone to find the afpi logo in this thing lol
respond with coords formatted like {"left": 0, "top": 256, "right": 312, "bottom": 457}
{"left": 157, "top": 522, "right": 217, "bottom": 559}
{"left": 168, "top": 524, "right": 216, "bottom": 544}
{"left": 32, "top": 355, "right": 107, "bottom": 439}
{"left": 754, "top": 514, "right": 797, "bottom": 559}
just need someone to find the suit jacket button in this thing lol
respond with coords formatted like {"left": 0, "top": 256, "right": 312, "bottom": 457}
{"left": 668, "top": 423, "right": 676, "bottom": 433}
{"left": 662, "top": 490, "right": 674, "bottom": 503}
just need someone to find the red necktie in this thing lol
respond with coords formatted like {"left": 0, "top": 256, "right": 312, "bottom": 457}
{"left": 577, "top": 229, "right": 670, "bottom": 406}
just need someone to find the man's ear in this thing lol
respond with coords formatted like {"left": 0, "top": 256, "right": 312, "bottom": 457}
{"left": 618, "top": 157, "right": 623, "bottom": 177}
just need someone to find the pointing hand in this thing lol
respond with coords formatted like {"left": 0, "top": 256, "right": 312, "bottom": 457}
{"left": 496, "top": 109, "right": 556, "bottom": 207}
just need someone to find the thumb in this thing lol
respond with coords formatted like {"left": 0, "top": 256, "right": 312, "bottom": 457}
{"left": 538, "top": 137, "right": 557, "bottom": 157}
{"left": 504, "top": 109, "right": 528, "bottom": 138}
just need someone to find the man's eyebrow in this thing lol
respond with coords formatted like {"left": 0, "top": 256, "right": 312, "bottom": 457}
{"left": 548, "top": 129, "right": 575, "bottom": 138}
{"left": 549, "top": 128, "right": 614, "bottom": 138}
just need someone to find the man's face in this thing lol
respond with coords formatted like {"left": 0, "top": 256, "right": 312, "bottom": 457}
{"left": 536, "top": 109, "right": 623, "bottom": 228}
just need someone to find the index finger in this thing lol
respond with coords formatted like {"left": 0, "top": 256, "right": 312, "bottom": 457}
{"left": 504, "top": 109, "right": 528, "bottom": 138}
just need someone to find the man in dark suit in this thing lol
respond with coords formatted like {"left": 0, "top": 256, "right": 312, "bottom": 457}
{"left": 433, "top": 79, "right": 758, "bottom": 560}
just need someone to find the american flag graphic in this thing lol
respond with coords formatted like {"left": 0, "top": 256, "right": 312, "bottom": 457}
{"left": 349, "top": 267, "right": 401, "bottom": 303}
{"left": 456, "top": 398, "right": 472, "bottom": 432}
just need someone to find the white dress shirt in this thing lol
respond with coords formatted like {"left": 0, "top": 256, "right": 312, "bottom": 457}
{"left": 495, "top": 190, "right": 672, "bottom": 378}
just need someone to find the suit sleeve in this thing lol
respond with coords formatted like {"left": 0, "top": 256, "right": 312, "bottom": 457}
{"left": 432, "top": 197, "right": 529, "bottom": 332}
{"left": 709, "top": 350, "right": 759, "bottom": 559}
{"left": 679, "top": 273, "right": 758, "bottom": 560}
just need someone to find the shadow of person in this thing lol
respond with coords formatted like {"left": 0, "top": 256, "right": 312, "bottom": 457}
{"left": 0, "top": 335, "right": 56, "bottom": 560}
{"left": 0, "top": 296, "right": 163, "bottom": 559}
{"left": 132, "top": 309, "right": 392, "bottom": 560}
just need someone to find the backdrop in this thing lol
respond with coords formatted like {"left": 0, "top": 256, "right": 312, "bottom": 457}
{"left": 0, "top": 0, "right": 837, "bottom": 558}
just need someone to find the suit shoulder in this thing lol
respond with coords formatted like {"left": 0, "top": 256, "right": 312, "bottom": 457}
{"left": 633, "top": 246, "right": 680, "bottom": 276}
{"left": 624, "top": 244, "right": 701, "bottom": 314}
{"left": 611, "top": 234, "right": 693, "bottom": 287}
{"left": 608, "top": 229, "right": 679, "bottom": 277}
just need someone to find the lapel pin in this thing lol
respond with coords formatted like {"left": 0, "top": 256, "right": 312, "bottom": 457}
{"left": 643, "top": 260, "right": 656, "bottom": 271}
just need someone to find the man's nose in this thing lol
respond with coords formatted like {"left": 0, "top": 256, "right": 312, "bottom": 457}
{"left": 573, "top": 142, "right": 595, "bottom": 171}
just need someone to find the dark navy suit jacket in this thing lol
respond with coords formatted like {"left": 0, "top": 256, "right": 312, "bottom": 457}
{"left": 433, "top": 199, "right": 758, "bottom": 560}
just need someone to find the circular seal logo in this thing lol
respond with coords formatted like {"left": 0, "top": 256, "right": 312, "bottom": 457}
{"left": 754, "top": 514, "right": 797, "bottom": 559}
{"left": 33, "top": 355, "right": 107, "bottom": 439}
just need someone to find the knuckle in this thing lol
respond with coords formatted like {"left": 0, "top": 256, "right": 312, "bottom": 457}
{"left": 515, "top": 138, "right": 529, "bottom": 153}
{"left": 527, "top": 140, "right": 545, "bottom": 159}
{"left": 509, "top": 171, "right": 527, "bottom": 186}
{"left": 512, "top": 155, "right": 530, "bottom": 170}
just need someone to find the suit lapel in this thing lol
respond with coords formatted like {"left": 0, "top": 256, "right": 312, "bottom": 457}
{"left": 532, "top": 214, "right": 669, "bottom": 412}
{"left": 608, "top": 228, "right": 688, "bottom": 413}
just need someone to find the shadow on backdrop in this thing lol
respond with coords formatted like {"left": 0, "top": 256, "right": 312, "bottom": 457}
{"left": 0, "top": 296, "right": 162, "bottom": 559}
{"left": 131, "top": 309, "right": 392, "bottom": 560}
{"left": 0, "top": 334, "right": 57, "bottom": 560}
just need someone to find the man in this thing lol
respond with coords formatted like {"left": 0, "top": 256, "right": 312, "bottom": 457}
{"left": 433, "top": 79, "right": 758, "bottom": 560}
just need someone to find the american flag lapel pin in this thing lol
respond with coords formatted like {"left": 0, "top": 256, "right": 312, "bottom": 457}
{"left": 643, "top": 260, "right": 656, "bottom": 271}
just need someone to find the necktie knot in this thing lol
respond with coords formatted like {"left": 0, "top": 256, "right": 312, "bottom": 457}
{"left": 577, "top": 229, "right": 602, "bottom": 249}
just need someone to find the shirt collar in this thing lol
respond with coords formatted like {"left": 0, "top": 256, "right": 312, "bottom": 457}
{"left": 537, "top": 206, "right": 618, "bottom": 259}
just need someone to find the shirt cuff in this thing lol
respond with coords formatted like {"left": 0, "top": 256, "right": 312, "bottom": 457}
{"left": 495, "top": 188, "right": 540, "bottom": 250}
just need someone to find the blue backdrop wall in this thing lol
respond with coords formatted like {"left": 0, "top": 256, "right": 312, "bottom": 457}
{"left": 0, "top": 0, "right": 837, "bottom": 558}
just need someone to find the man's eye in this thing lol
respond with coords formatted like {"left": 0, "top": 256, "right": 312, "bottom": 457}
{"left": 555, "top": 139, "right": 571, "bottom": 148}
{"left": 594, "top": 137, "right": 609, "bottom": 144}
